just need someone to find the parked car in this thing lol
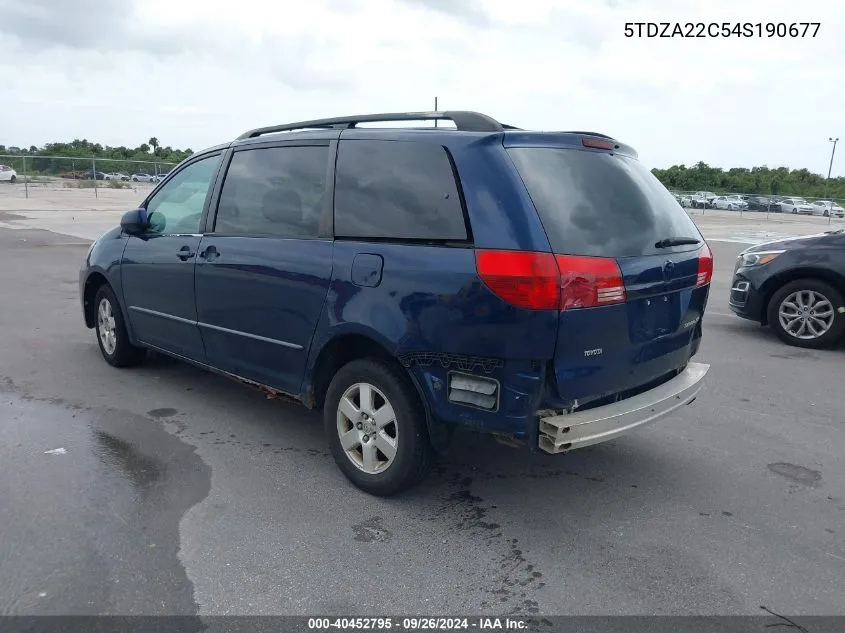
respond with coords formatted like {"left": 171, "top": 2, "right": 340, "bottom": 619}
{"left": 729, "top": 229, "right": 845, "bottom": 349}
{"left": 84, "top": 169, "right": 107, "bottom": 180}
{"left": 79, "top": 110, "right": 712, "bottom": 496}
{"left": 152, "top": 172, "right": 170, "bottom": 183}
{"left": 131, "top": 173, "right": 156, "bottom": 182}
{"left": 713, "top": 195, "right": 748, "bottom": 211}
{"left": 104, "top": 172, "right": 130, "bottom": 181}
{"left": 679, "top": 195, "right": 694, "bottom": 208}
{"left": 0, "top": 164, "right": 17, "bottom": 182}
{"left": 746, "top": 196, "right": 779, "bottom": 212}
{"left": 810, "top": 200, "right": 845, "bottom": 218}
{"left": 691, "top": 191, "right": 716, "bottom": 209}
{"left": 778, "top": 197, "right": 814, "bottom": 214}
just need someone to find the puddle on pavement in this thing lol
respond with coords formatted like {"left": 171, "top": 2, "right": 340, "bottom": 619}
{"left": 0, "top": 390, "right": 210, "bottom": 615}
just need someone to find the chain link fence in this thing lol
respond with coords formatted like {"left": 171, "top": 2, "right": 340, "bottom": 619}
{"left": 0, "top": 154, "right": 178, "bottom": 200}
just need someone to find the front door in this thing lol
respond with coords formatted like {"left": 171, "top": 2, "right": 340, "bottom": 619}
{"left": 194, "top": 142, "right": 334, "bottom": 395}
{"left": 121, "top": 153, "right": 223, "bottom": 362}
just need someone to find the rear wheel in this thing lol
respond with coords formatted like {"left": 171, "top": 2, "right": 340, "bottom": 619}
{"left": 324, "top": 358, "right": 434, "bottom": 496}
{"left": 10, "top": 175, "right": 16, "bottom": 183}
{"left": 94, "top": 285, "right": 147, "bottom": 367}
{"left": 767, "top": 279, "right": 845, "bottom": 349}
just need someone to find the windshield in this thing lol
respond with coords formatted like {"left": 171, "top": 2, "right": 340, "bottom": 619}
{"left": 507, "top": 147, "right": 702, "bottom": 257}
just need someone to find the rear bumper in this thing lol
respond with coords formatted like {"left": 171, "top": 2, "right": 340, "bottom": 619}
{"left": 537, "top": 362, "right": 709, "bottom": 454}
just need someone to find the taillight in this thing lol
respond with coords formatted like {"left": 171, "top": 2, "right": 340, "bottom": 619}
{"left": 696, "top": 243, "right": 713, "bottom": 287}
{"left": 474, "top": 250, "right": 560, "bottom": 310}
{"left": 555, "top": 255, "right": 626, "bottom": 309}
{"left": 475, "top": 250, "right": 626, "bottom": 311}
{"left": 581, "top": 137, "right": 616, "bottom": 150}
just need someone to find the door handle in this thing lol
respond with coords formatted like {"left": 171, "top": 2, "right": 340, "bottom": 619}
{"left": 177, "top": 246, "right": 196, "bottom": 260}
{"left": 199, "top": 245, "right": 219, "bottom": 261}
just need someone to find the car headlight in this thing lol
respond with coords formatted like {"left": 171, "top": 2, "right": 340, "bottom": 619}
{"left": 738, "top": 250, "right": 784, "bottom": 267}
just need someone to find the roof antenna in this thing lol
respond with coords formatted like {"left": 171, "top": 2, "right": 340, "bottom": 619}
{"left": 434, "top": 97, "right": 438, "bottom": 128}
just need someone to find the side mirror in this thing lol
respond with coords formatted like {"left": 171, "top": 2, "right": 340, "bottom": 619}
{"left": 120, "top": 208, "right": 149, "bottom": 236}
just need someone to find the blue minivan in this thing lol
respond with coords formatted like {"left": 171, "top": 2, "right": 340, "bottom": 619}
{"left": 80, "top": 111, "right": 712, "bottom": 495}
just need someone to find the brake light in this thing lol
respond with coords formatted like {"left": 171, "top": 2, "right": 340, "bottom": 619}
{"left": 582, "top": 137, "right": 615, "bottom": 150}
{"left": 475, "top": 250, "right": 626, "bottom": 311}
{"left": 555, "top": 255, "right": 626, "bottom": 309}
{"left": 474, "top": 250, "right": 560, "bottom": 310}
{"left": 696, "top": 243, "right": 713, "bottom": 287}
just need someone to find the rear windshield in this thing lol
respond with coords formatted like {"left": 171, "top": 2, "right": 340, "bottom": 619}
{"left": 507, "top": 147, "right": 702, "bottom": 257}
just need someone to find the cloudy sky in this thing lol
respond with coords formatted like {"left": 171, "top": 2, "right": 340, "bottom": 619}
{"left": 1, "top": 0, "right": 843, "bottom": 174}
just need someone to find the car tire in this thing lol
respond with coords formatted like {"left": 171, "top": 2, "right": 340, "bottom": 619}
{"left": 767, "top": 279, "right": 845, "bottom": 349}
{"left": 93, "top": 284, "right": 147, "bottom": 367}
{"left": 823, "top": 210, "right": 830, "bottom": 217}
{"left": 10, "top": 175, "right": 16, "bottom": 183}
{"left": 324, "top": 358, "right": 435, "bottom": 496}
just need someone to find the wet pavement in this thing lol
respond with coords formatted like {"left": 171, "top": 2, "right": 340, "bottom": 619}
{"left": 0, "top": 227, "right": 843, "bottom": 616}
{"left": 1, "top": 392, "right": 208, "bottom": 615}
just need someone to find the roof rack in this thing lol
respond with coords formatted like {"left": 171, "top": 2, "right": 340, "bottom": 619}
{"left": 236, "top": 111, "right": 513, "bottom": 140}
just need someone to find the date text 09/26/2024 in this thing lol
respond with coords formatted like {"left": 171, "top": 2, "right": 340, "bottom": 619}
{"left": 307, "top": 617, "right": 529, "bottom": 630}
{"left": 624, "top": 22, "right": 821, "bottom": 38}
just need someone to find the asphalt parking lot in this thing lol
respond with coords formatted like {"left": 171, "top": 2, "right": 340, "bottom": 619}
{"left": 0, "top": 217, "right": 843, "bottom": 617}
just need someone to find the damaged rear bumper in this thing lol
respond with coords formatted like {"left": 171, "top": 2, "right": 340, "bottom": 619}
{"left": 538, "top": 362, "right": 709, "bottom": 454}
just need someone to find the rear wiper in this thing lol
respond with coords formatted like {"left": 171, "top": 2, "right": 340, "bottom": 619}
{"left": 655, "top": 237, "right": 701, "bottom": 248}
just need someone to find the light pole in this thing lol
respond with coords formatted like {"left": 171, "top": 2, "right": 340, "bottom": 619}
{"left": 827, "top": 137, "right": 839, "bottom": 225}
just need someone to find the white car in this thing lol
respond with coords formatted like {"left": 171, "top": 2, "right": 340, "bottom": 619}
{"left": 713, "top": 195, "right": 748, "bottom": 211}
{"left": 131, "top": 173, "right": 156, "bottom": 182}
{"left": 778, "top": 198, "right": 814, "bottom": 214}
{"left": 0, "top": 164, "right": 18, "bottom": 182}
{"left": 690, "top": 191, "right": 715, "bottom": 208}
{"left": 809, "top": 200, "right": 845, "bottom": 218}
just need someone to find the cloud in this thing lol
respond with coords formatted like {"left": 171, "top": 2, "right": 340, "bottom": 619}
{"left": 0, "top": 0, "right": 843, "bottom": 176}
{"left": 397, "top": 0, "right": 494, "bottom": 27}
{"left": 0, "top": 0, "right": 133, "bottom": 50}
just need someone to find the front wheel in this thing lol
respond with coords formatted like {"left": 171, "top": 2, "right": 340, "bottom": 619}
{"left": 324, "top": 358, "right": 435, "bottom": 496}
{"left": 93, "top": 285, "right": 147, "bottom": 367}
{"left": 767, "top": 279, "right": 845, "bottom": 349}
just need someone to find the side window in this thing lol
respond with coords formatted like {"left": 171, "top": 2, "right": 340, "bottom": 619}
{"left": 334, "top": 140, "right": 468, "bottom": 241}
{"left": 213, "top": 145, "right": 328, "bottom": 238}
{"left": 146, "top": 154, "right": 221, "bottom": 234}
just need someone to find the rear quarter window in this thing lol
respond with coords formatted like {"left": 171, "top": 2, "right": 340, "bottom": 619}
{"left": 333, "top": 140, "right": 468, "bottom": 241}
{"left": 507, "top": 147, "right": 702, "bottom": 257}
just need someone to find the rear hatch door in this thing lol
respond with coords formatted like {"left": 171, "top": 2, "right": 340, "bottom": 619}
{"left": 506, "top": 140, "right": 712, "bottom": 408}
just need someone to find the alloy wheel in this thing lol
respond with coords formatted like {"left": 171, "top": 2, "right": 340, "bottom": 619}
{"left": 336, "top": 382, "right": 398, "bottom": 474}
{"left": 778, "top": 290, "right": 835, "bottom": 340}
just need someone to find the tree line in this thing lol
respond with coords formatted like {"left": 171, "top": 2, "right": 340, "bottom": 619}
{"left": 2, "top": 140, "right": 843, "bottom": 198}
{"left": 0, "top": 138, "right": 193, "bottom": 176}
{"left": 652, "top": 162, "right": 845, "bottom": 199}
